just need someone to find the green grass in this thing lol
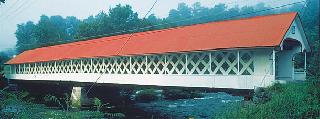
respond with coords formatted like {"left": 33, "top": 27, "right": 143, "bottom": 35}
{"left": 215, "top": 78, "right": 320, "bottom": 119}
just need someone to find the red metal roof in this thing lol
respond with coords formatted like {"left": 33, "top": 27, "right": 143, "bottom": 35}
{"left": 7, "top": 12, "right": 297, "bottom": 64}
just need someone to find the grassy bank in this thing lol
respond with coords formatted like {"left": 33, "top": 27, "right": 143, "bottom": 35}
{"left": 0, "top": 89, "right": 105, "bottom": 119}
{"left": 215, "top": 78, "right": 320, "bottom": 118}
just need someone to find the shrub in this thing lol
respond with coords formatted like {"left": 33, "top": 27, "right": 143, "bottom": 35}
{"left": 44, "top": 93, "right": 72, "bottom": 111}
{"left": 252, "top": 83, "right": 284, "bottom": 104}
{"left": 105, "top": 112, "right": 125, "bottom": 119}
{"left": 215, "top": 81, "right": 320, "bottom": 118}
{"left": 266, "top": 82, "right": 284, "bottom": 93}
{"left": 0, "top": 89, "right": 106, "bottom": 118}
{"left": 134, "top": 89, "right": 159, "bottom": 102}
{"left": 163, "top": 88, "right": 204, "bottom": 100}
{"left": 93, "top": 97, "right": 103, "bottom": 111}
{"left": 0, "top": 88, "right": 32, "bottom": 109}
{"left": 306, "top": 77, "right": 320, "bottom": 100}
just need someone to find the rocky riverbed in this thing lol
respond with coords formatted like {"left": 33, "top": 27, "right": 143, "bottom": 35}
{"left": 134, "top": 92, "right": 243, "bottom": 119}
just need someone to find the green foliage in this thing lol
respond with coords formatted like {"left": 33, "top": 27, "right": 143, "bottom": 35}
{"left": 37, "top": 110, "right": 104, "bottom": 119}
{"left": 135, "top": 89, "right": 159, "bottom": 102}
{"left": 215, "top": 81, "right": 320, "bottom": 118}
{"left": 93, "top": 97, "right": 102, "bottom": 111}
{"left": 92, "top": 97, "right": 125, "bottom": 118}
{"left": 163, "top": 88, "right": 204, "bottom": 100}
{"left": 265, "top": 82, "right": 284, "bottom": 93}
{"left": 1, "top": 89, "right": 104, "bottom": 119}
{"left": 2, "top": 104, "right": 104, "bottom": 119}
{"left": 44, "top": 93, "right": 72, "bottom": 111}
{"left": 93, "top": 97, "right": 109, "bottom": 111}
{"left": 105, "top": 112, "right": 125, "bottom": 119}
{"left": 108, "top": 4, "right": 140, "bottom": 32}
{"left": 15, "top": 15, "right": 80, "bottom": 53}
{"left": 252, "top": 89, "right": 271, "bottom": 104}
{"left": 0, "top": 88, "right": 33, "bottom": 109}
{"left": 0, "top": 52, "right": 10, "bottom": 73}
{"left": 306, "top": 77, "right": 320, "bottom": 104}
{"left": 304, "top": 0, "right": 320, "bottom": 79}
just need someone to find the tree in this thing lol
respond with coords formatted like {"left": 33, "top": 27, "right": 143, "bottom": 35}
{"left": 167, "top": 3, "right": 193, "bottom": 26}
{"left": 34, "top": 15, "right": 57, "bottom": 45}
{"left": 108, "top": 4, "right": 140, "bottom": 33}
{"left": 92, "top": 11, "right": 120, "bottom": 36}
{"left": 0, "top": 52, "right": 10, "bottom": 73}
{"left": 15, "top": 21, "right": 37, "bottom": 53}
{"left": 191, "top": 2, "right": 210, "bottom": 23}
{"left": 16, "top": 15, "right": 82, "bottom": 52}
{"left": 65, "top": 16, "right": 80, "bottom": 40}
{"left": 0, "top": 0, "right": 5, "bottom": 4}
{"left": 50, "top": 15, "right": 68, "bottom": 41}
{"left": 302, "top": 0, "right": 320, "bottom": 77}
{"left": 76, "top": 16, "right": 98, "bottom": 38}
{"left": 205, "top": 4, "right": 227, "bottom": 22}
{"left": 76, "top": 4, "right": 144, "bottom": 39}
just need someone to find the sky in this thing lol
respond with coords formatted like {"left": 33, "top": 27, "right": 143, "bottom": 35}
{"left": 0, "top": 0, "right": 300, "bottom": 52}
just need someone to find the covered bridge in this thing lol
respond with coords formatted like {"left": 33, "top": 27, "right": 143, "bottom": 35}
{"left": 4, "top": 12, "right": 310, "bottom": 89}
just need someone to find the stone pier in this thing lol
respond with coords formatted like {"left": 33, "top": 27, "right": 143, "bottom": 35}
{"left": 70, "top": 86, "right": 82, "bottom": 108}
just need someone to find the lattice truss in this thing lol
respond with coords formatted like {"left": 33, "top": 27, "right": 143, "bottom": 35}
{"left": 6, "top": 50, "right": 254, "bottom": 75}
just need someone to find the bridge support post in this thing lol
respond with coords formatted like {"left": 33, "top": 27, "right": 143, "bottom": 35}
{"left": 70, "top": 86, "right": 83, "bottom": 108}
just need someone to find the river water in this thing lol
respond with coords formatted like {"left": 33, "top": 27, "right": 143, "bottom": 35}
{"left": 12, "top": 82, "right": 245, "bottom": 119}
{"left": 102, "top": 92, "right": 244, "bottom": 119}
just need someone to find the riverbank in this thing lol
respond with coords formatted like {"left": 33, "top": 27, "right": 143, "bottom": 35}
{"left": 216, "top": 79, "right": 320, "bottom": 118}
